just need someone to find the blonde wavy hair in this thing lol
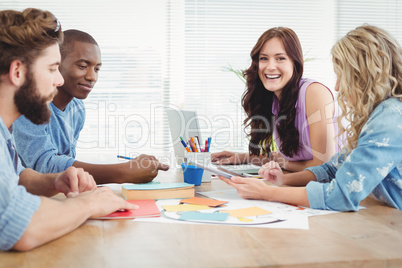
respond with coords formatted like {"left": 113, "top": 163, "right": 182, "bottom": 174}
{"left": 331, "top": 24, "right": 402, "bottom": 153}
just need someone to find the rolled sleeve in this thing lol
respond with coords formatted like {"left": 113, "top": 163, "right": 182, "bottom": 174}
{"left": 306, "top": 181, "right": 327, "bottom": 210}
{"left": 306, "top": 165, "right": 330, "bottom": 182}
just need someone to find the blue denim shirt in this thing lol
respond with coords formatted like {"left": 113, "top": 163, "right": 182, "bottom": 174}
{"left": 306, "top": 98, "right": 402, "bottom": 211}
{"left": 0, "top": 116, "right": 41, "bottom": 251}
{"left": 13, "top": 98, "right": 85, "bottom": 173}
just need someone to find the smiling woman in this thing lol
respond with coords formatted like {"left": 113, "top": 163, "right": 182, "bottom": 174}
{"left": 211, "top": 27, "right": 341, "bottom": 173}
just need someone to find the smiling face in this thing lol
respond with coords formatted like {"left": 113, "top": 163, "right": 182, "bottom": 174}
{"left": 58, "top": 41, "right": 101, "bottom": 100}
{"left": 258, "top": 37, "right": 294, "bottom": 99}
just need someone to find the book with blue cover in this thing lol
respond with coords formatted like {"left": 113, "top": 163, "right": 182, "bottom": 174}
{"left": 122, "top": 183, "right": 195, "bottom": 200}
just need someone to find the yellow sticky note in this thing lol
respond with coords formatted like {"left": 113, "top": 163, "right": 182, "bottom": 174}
{"left": 162, "top": 204, "right": 211, "bottom": 212}
{"left": 221, "top": 206, "right": 271, "bottom": 218}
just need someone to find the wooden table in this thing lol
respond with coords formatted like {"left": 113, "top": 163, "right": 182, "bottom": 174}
{"left": 1, "top": 168, "right": 402, "bottom": 268}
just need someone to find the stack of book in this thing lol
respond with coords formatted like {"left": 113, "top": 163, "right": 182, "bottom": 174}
{"left": 121, "top": 182, "right": 195, "bottom": 200}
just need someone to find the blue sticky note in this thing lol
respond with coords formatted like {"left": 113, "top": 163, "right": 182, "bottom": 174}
{"left": 179, "top": 212, "right": 229, "bottom": 222}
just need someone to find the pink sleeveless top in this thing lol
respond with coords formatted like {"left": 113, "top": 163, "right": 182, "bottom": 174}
{"left": 272, "top": 78, "right": 341, "bottom": 161}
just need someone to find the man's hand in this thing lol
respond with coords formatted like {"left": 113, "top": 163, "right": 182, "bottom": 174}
{"left": 75, "top": 187, "right": 139, "bottom": 218}
{"left": 123, "top": 156, "right": 169, "bottom": 183}
{"left": 54, "top": 166, "right": 97, "bottom": 197}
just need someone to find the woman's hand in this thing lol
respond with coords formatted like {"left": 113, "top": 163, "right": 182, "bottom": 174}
{"left": 218, "top": 176, "right": 270, "bottom": 200}
{"left": 258, "top": 161, "right": 285, "bottom": 186}
{"left": 270, "top": 151, "right": 288, "bottom": 169}
{"left": 211, "top": 151, "right": 249, "bottom": 165}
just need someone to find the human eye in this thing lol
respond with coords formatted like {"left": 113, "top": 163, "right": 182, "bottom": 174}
{"left": 95, "top": 67, "right": 101, "bottom": 72}
{"left": 77, "top": 64, "right": 87, "bottom": 70}
{"left": 49, "top": 66, "right": 58, "bottom": 73}
{"left": 277, "top": 57, "right": 286, "bottom": 61}
{"left": 259, "top": 56, "right": 268, "bottom": 61}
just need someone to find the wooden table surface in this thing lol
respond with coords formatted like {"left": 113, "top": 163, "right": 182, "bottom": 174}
{"left": 1, "top": 168, "right": 402, "bottom": 268}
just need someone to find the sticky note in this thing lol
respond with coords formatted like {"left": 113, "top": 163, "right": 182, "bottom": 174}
{"left": 179, "top": 212, "right": 229, "bottom": 221}
{"left": 162, "top": 204, "right": 211, "bottom": 212}
{"left": 180, "top": 197, "right": 228, "bottom": 207}
{"left": 220, "top": 206, "right": 271, "bottom": 218}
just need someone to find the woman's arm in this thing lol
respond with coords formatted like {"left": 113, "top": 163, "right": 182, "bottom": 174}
{"left": 274, "top": 83, "right": 336, "bottom": 172}
{"left": 219, "top": 176, "right": 310, "bottom": 207}
{"left": 211, "top": 151, "right": 269, "bottom": 166}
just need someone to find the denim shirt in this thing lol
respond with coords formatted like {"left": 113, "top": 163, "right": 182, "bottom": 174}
{"left": 0, "top": 116, "right": 41, "bottom": 251}
{"left": 13, "top": 98, "right": 85, "bottom": 173}
{"left": 306, "top": 98, "right": 402, "bottom": 211}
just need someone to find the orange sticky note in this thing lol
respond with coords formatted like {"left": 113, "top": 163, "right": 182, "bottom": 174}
{"left": 180, "top": 197, "right": 228, "bottom": 207}
{"left": 220, "top": 207, "right": 271, "bottom": 218}
{"left": 162, "top": 204, "right": 210, "bottom": 212}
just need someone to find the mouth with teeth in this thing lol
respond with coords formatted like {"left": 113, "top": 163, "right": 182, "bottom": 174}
{"left": 265, "top": 74, "right": 281, "bottom": 79}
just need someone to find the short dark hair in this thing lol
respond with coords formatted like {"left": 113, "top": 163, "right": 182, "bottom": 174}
{"left": 0, "top": 8, "right": 63, "bottom": 76}
{"left": 60, "top": 29, "right": 98, "bottom": 58}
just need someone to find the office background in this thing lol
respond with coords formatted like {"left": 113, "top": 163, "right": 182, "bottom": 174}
{"left": 2, "top": 0, "right": 401, "bottom": 165}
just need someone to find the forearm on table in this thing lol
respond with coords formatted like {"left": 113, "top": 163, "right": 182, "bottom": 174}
{"left": 73, "top": 161, "right": 123, "bottom": 184}
{"left": 283, "top": 170, "right": 316, "bottom": 186}
{"left": 19, "top": 169, "right": 59, "bottom": 197}
{"left": 266, "top": 186, "right": 310, "bottom": 207}
{"left": 13, "top": 197, "right": 91, "bottom": 252}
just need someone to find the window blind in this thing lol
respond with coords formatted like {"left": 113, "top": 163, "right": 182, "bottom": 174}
{"left": 2, "top": 0, "right": 401, "bottom": 165}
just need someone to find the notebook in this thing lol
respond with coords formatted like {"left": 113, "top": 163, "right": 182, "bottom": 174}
{"left": 93, "top": 199, "right": 160, "bottom": 220}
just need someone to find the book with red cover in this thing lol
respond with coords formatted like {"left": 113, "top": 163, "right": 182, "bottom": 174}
{"left": 93, "top": 199, "right": 160, "bottom": 220}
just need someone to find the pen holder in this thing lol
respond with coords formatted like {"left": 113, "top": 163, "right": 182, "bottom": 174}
{"left": 184, "top": 152, "right": 211, "bottom": 183}
{"left": 181, "top": 163, "right": 204, "bottom": 186}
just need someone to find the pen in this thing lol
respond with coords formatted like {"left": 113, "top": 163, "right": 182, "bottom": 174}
{"left": 180, "top": 137, "right": 191, "bottom": 152}
{"left": 195, "top": 136, "right": 201, "bottom": 150}
{"left": 190, "top": 137, "right": 198, "bottom": 152}
{"left": 117, "top": 155, "right": 133, "bottom": 160}
{"left": 180, "top": 136, "right": 191, "bottom": 152}
{"left": 207, "top": 137, "right": 211, "bottom": 152}
{"left": 188, "top": 139, "right": 195, "bottom": 152}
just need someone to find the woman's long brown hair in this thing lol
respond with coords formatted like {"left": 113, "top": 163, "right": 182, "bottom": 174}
{"left": 242, "top": 27, "right": 304, "bottom": 157}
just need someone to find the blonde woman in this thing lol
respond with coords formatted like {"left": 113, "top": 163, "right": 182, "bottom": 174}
{"left": 220, "top": 25, "right": 402, "bottom": 211}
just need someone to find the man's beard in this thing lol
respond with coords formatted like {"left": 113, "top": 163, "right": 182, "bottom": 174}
{"left": 14, "top": 70, "right": 55, "bottom": 125}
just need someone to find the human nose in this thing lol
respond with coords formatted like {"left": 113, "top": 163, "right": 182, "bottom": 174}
{"left": 85, "top": 68, "right": 98, "bottom": 82}
{"left": 56, "top": 70, "right": 64, "bottom": 87}
{"left": 334, "top": 78, "right": 340, "bottom": 92}
{"left": 266, "top": 58, "right": 276, "bottom": 71}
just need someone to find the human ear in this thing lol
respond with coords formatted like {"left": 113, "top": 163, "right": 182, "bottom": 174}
{"left": 8, "top": 60, "right": 26, "bottom": 87}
